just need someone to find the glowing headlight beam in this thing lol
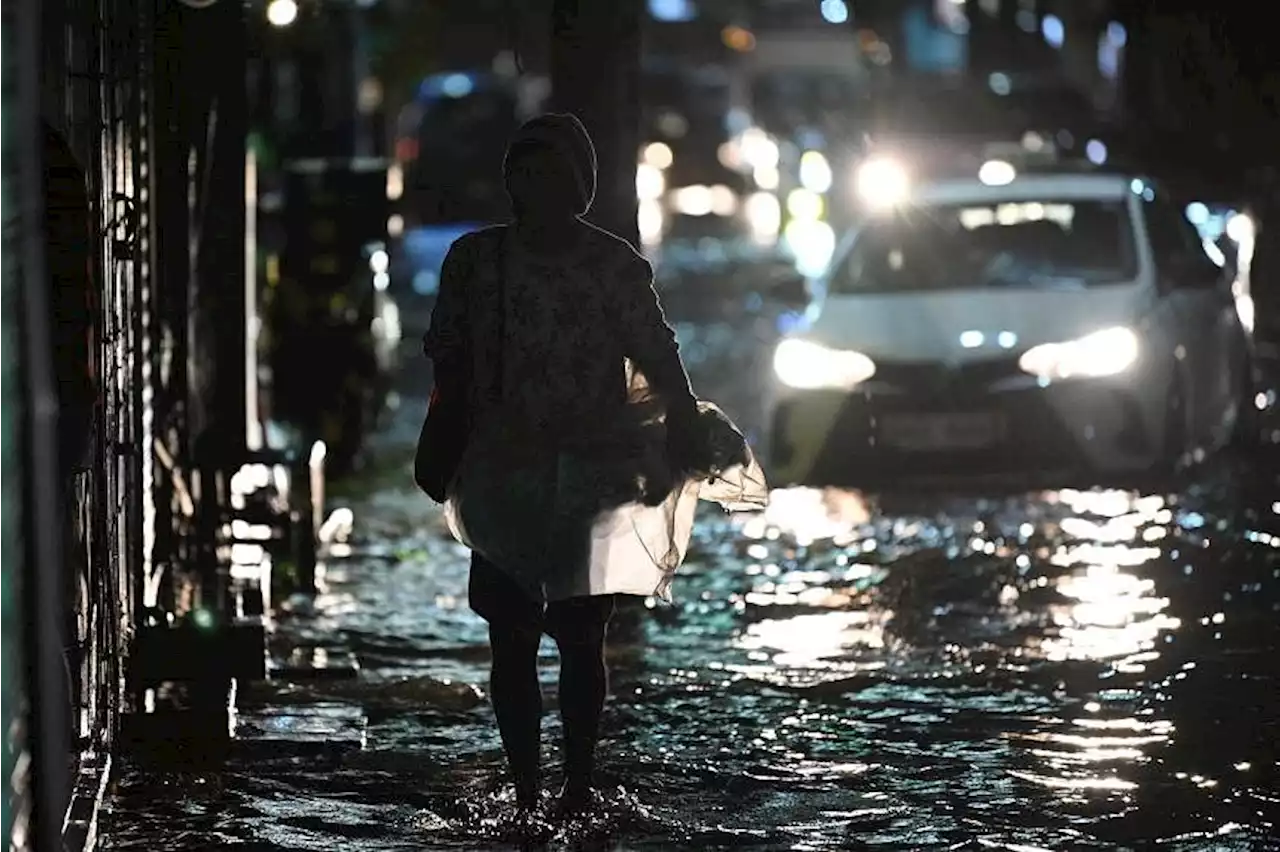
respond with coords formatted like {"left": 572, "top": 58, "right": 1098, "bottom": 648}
{"left": 267, "top": 0, "right": 298, "bottom": 27}
{"left": 1018, "top": 326, "right": 1139, "bottom": 381}
{"left": 773, "top": 339, "right": 876, "bottom": 390}
{"left": 855, "top": 158, "right": 909, "bottom": 210}
{"left": 979, "top": 159, "right": 1017, "bottom": 186}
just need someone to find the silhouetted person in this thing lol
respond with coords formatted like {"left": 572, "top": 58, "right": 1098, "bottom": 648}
{"left": 424, "top": 114, "right": 703, "bottom": 814}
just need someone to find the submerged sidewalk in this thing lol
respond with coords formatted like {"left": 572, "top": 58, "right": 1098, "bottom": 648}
{"left": 101, "top": 398, "right": 669, "bottom": 849}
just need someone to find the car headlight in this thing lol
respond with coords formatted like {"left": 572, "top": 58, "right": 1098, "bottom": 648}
{"left": 1017, "top": 326, "right": 1139, "bottom": 381}
{"left": 854, "top": 157, "right": 909, "bottom": 210}
{"left": 773, "top": 338, "right": 876, "bottom": 390}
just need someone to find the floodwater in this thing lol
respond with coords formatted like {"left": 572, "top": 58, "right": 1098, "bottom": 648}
{"left": 104, "top": 295, "right": 1280, "bottom": 851}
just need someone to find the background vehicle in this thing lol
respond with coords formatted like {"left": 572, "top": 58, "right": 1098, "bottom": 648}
{"left": 389, "top": 70, "right": 546, "bottom": 309}
{"left": 395, "top": 71, "right": 525, "bottom": 228}
{"left": 769, "top": 165, "right": 1255, "bottom": 488}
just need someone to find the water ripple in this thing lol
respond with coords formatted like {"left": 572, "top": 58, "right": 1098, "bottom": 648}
{"left": 105, "top": 465, "right": 1280, "bottom": 850}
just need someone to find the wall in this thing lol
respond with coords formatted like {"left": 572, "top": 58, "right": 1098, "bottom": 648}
{"left": 0, "top": 4, "right": 27, "bottom": 844}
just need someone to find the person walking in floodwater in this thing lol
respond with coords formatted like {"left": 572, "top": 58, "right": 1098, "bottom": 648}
{"left": 420, "top": 113, "right": 765, "bottom": 818}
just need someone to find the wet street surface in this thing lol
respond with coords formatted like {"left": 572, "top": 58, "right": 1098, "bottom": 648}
{"left": 103, "top": 298, "right": 1280, "bottom": 851}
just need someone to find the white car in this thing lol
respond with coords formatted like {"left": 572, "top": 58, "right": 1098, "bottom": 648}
{"left": 768, "top": 167, "right": 1257, "bottom": 488}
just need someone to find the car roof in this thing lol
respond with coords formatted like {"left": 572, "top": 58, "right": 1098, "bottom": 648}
{"left": 911, "top": 172, "right": 1138, "bottom": 205}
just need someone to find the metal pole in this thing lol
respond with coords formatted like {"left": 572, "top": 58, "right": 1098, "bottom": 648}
{"left": 189, "top": 0, "right": 249, "bottom": 462}
{"left": 964, "top": 0, "right": 996, "bottom": 78}
{"left": 351, "top": 1, "right": 373, "bottom": 158}
{"left": 10, "top": 0, "right": 73, "bottom": 846}
{"left": 551, "top": 0, "right": 642, "bottom": 247}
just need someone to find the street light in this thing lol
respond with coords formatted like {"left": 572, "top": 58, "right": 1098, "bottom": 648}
{"left": 267, "top": 0, "right": 298, "bottom": 27}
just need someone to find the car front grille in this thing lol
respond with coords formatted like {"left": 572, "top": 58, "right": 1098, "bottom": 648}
{"left": 866, "top": 356, "right": 1028, "bottom": 400}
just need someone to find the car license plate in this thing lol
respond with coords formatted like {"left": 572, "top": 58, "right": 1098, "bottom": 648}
{"left": 880, "top": 412, "right": 1005, "bottom": 450}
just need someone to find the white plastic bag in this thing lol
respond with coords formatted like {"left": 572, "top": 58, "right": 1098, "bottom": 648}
{"left": 443, "top": 417, "right": 768, "bottom": 603}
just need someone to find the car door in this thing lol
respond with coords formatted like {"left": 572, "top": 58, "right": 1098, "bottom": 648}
{"left": 1142, "top": 191, "right": 1242, "bottom": 439}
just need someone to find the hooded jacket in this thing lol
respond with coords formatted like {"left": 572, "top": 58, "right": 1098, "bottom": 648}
{"left": 424, "top": 114, "right": 697, "bottom": 445}
{"left": 503, "top": 113, "right": 597, "bottom": 215}
{"left": 424, "top": 116, "right": 763, "bottom": 605}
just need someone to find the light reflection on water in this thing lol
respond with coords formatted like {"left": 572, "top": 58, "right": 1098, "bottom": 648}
{"left": 739, "top": 610, "right": 888, "bottom": 669}
{"left": 104, "top": 476, "right": 1279, "bottom": 851}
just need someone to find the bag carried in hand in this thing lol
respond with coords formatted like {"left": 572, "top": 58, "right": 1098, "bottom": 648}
{"left": 414, "top": 231, "right": 507, "bottom": 503}
{"left": 414, "top": 383, "right": 468, "bottom": 503}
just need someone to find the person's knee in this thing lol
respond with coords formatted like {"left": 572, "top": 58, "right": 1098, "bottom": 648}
{"left": 553, "top": 619, "right": 611, "bottom": 671}
{"left": 490, "top": 622, "right": 541, "bottom": 661}
{"left": 547, "top": 596, "right": 615, "bottom": 648}
{"left": 556, "top": 637, "right": 605, "bottom": 666}
{"left": 551, "top": 617, "right": 610, "bottom": 653}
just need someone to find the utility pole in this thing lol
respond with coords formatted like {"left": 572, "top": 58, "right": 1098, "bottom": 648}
{"left": 8, "top": 0, "right": 72, "bottom": 847}
{"left": 964, "top": 0, "right": 1021, "bottom": 78}
{"left": 1116, "top": 0, "right": 1157, "bottom": 132}
{"left": 550, "top": 0, "right": 642, "bottom": 247}
{"left": 549, "top": 0, "right": 644, "bottom": 642}
{"left": 350, "top": 1, "right": 374, "bottom": 158}
{"left": 188, "top": 0, "right": 249, "bottom": 463}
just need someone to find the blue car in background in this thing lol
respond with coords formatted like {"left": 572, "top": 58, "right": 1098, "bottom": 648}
{"left": 389, "top": 70, "right": 539, "bottom": 318}
{"left": 393, "top": 221, "right": 480, "bottom": 303}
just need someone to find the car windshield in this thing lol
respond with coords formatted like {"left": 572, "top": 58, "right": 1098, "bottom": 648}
{"left": 830, "top": 198, "right": 1138, "bottom": 294}
{"left": 656, "top": 234, "right": 782, "bottom": 272}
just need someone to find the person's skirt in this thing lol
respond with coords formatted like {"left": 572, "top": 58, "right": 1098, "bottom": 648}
{"left": 445, "top": 403, "right": 767, "bottom": 607}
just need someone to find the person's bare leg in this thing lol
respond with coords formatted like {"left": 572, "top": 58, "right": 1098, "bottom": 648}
{"left": 488, "top": 624, "right": 543, "bottom": 808}
{"left": 552, "top": 596, "right": 614, "bottom": 810}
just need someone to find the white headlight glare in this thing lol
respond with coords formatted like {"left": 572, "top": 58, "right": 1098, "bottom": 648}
{"left": 773, "top": 338, "right": 876, "bottom": 390}
{"left": 1018, "top": 326, "right": 1139, "bottom": 381}
{"left": 855, "top": 158, "right": 909, "bottom": 210}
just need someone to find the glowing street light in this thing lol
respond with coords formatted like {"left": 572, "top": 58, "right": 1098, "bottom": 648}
{"left": 643, "top": 142, "right": 673, "bottom": 170}
{"left": 267, "top": 0, "right": 298, "bottom": 27}
{"left": 799, "top": 150, "right": 833, "bottom": 194}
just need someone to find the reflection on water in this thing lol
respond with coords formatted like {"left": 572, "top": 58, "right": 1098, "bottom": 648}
{"left": 740, "top": 610, "right": 888, "bottom": 669}
{"left": 104, "top": 471, "right": 1279, "bottom": 850}
{"left": 1042, "top": 491, "right": 1179, "bottom": 671}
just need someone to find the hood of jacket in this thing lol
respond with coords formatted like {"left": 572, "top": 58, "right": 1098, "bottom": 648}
{"left": 503, "top": 113, "right": 597, "bottom": 215}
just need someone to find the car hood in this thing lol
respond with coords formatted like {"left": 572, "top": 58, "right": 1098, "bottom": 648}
{"left": 806, "top": 283, "right": 1154, "bottom": 363}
